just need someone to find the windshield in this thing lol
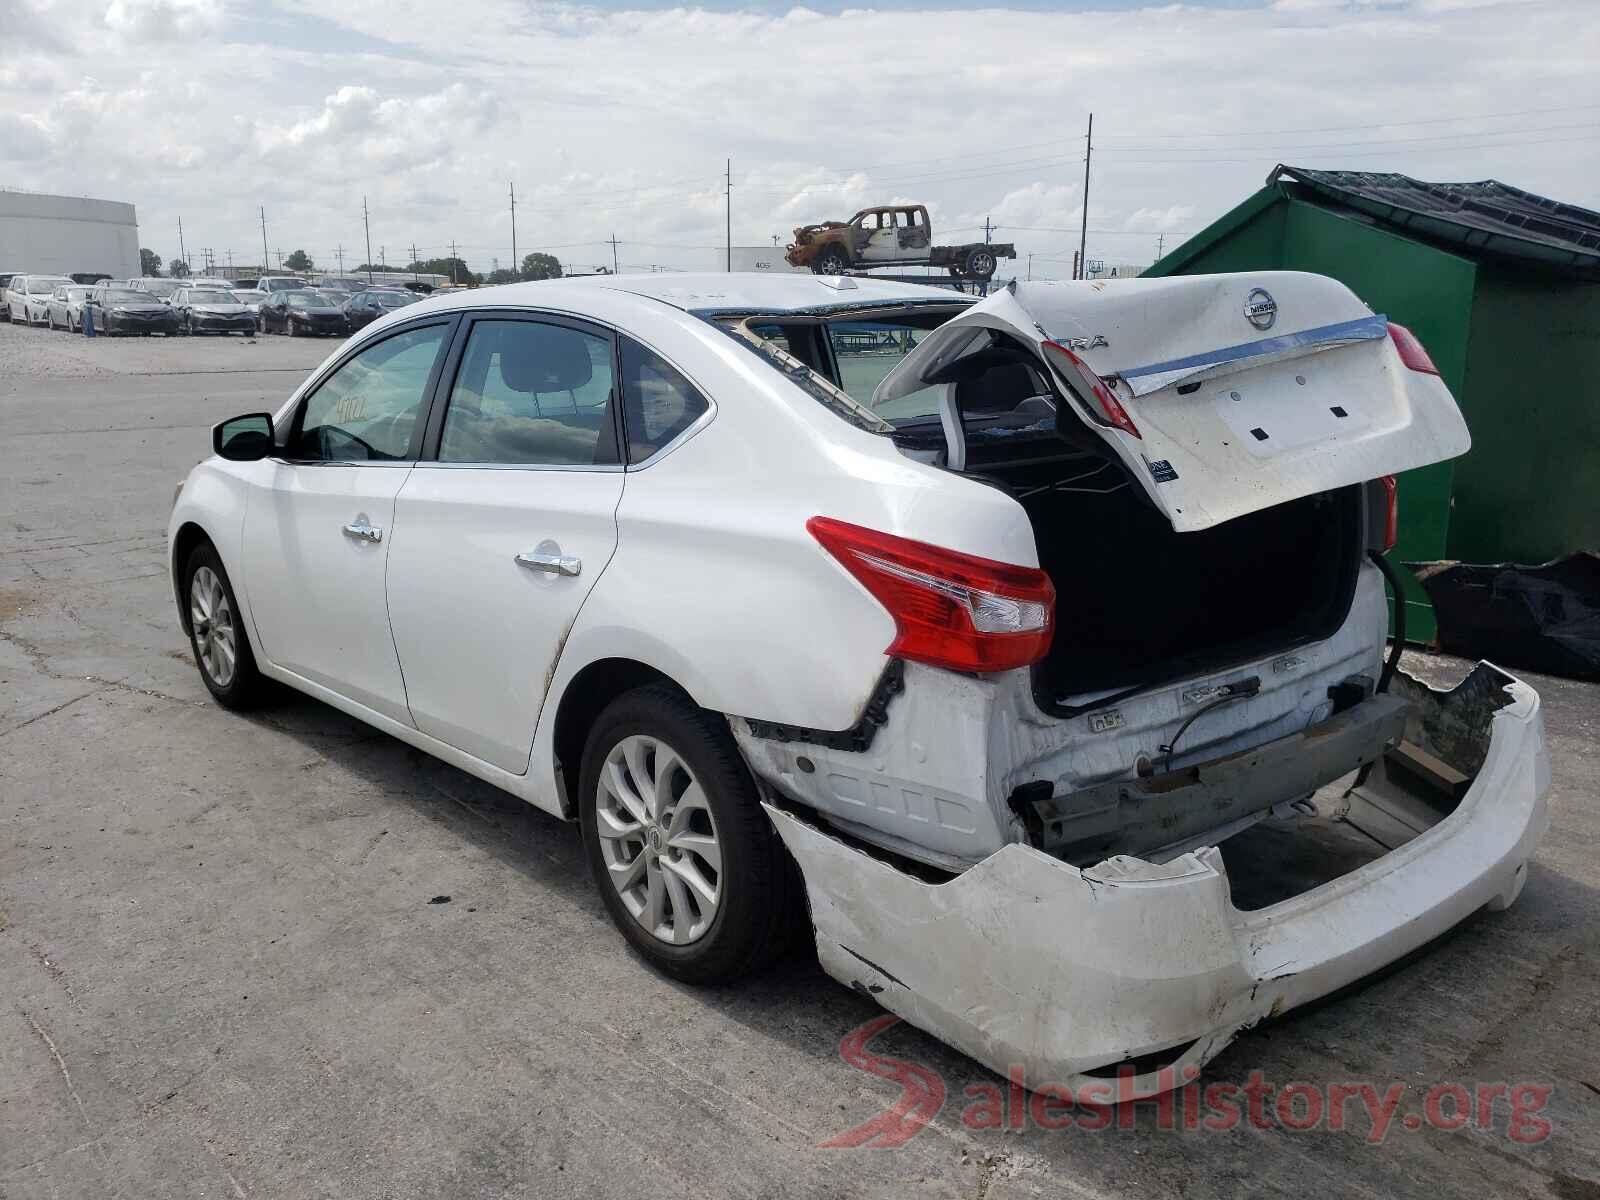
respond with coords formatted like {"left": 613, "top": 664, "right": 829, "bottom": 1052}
{"left": 65, "top": 287, "right": 90, "bottom": 299}
{"left": 265, "top": 278, "right": 306, "bottom": 291}
{"left": 101, "top": 289, "right": 149, "bottom": 303}
{"left": 141, "top": 279, "right": 179, "bottom": 297}
{"left": 285, "top": 291, "right": 329, "bottom": 309}
{"left": 376, "top": 292, "right": 412, "bottom": 307}
{"left": 30, "top": 277, "right": 70, "bottom": 294}
{"left": 193, "top": 290, "right": 240, "bottom": 303}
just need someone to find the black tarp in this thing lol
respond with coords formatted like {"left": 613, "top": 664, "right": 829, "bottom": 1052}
{"left": 1409, "top": 553, "right": 1600, "bottom": 681}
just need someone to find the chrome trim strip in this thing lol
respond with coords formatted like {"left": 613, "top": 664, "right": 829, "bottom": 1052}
{"left": 1115, "top": 313, "right": 1389, "bottom": 397}
{"left": 411, "top": 461, "right": 625, "bottom": 473}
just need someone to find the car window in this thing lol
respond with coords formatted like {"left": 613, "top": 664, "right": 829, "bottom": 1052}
{"left": 619, "top": 336, "right": 709, "bottom": 464}
{"left": 290, "top": 323, "right": 449, "bottom": 462}
{"left": 438, "top": 319, "right": 619, "bottom": 466}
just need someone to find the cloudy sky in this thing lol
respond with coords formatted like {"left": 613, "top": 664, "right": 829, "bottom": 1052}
{"left": 2, "top": 0, "right": 1596, "bottom": 277}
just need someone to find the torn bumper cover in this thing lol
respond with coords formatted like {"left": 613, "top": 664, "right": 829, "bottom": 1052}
{"left": 766, "top": 662, "right": 1549, "bottom": 1095}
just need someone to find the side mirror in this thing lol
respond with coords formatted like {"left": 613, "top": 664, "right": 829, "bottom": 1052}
{"left": 213, "top": 413, "right": 275, "bottom": 461}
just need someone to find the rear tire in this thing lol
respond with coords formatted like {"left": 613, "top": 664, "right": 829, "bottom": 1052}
{"left": 964, "top": 247, "right": 998, "bottom": 279}
{"left": 579, "top": 685, "right": 799, "bottom": 984}
{"left": 182, "top": 542, "right": 270, "bottom": 710}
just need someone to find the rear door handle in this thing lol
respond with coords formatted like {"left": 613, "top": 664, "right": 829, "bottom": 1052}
{"left": 342, "top": 521, "right": 383, "bottom": 543}
{"left": 516, "top": 551, "right": 581, "bottom": 577}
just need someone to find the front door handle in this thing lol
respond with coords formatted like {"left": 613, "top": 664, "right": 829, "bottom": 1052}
{"left": 342, "top": 521, "right": 383, "bottom": 543}
{"left": 516, "top": 551, "right": 580, "bottom": 577}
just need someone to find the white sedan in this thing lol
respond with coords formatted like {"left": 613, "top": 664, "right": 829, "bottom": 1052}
{"left": 169, "top": 272, "right": 1548, "bottom": 1092}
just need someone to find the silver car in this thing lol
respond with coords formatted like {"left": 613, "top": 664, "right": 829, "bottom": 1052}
{"left": 47, "top": 284, "right": 93, "bottom": 331}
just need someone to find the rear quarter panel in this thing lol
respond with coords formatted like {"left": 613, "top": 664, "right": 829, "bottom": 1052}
{"left": 529, "top": 297, "right": 1037, "bottom": 789}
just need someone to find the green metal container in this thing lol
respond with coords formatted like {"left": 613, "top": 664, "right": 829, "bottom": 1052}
{"left": 1144, "top": 170, "right": 1600, "bottom": 642}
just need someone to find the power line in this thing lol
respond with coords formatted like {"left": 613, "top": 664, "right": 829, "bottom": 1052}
{"left": 1098, "top": 102, "right": 1600, "bottom": 141}
{"left": 1098, "top": 121, "right": 1599, "bottom": 154}
{"left": 1100, "top": 131, "right": 1600, "bottom": 164}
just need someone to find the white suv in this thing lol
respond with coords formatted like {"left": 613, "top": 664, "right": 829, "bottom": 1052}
{"left": 168, "top": 272, "right": 1548, "bottom": 1093}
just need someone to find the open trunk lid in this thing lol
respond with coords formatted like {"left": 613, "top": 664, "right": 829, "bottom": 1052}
{"left": 873, "top": 271, "right": 1471, "bottom": 532}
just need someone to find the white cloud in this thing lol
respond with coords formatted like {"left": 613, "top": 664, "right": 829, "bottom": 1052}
{"left": 102, "top": 0, "right": 222, "bottom": 38}
{"left": 0, "top": 0, "right": 1594, "bottom": 276}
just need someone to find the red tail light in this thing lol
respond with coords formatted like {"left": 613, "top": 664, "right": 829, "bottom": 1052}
{"left": 1387, "top": 322, "right": 1439, "bottom": 376}
{"left": 1041, "top": 340, "right": 1141, "bottom": 438}
{"left": 1379, "top": 474, "right": 1399, "bottom": 553}
{"left": 807, "top": 517, "right": 1055, "bottom": 673}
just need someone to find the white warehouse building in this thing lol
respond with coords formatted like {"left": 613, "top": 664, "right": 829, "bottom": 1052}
{"left": 0, "top": 189, "right": 140, "bottom": 280}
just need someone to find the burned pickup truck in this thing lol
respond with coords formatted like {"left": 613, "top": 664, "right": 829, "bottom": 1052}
{"left": 786, "top": 204, "right": 1015, "bottom": 279}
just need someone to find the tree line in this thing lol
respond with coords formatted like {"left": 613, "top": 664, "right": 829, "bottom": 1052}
{"left": 137, "top": 248, "right": 566, "bottom": 285}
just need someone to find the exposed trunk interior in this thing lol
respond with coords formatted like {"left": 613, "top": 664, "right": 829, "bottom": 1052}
{"left": 978, "top": 456, "right": 1365, "bottom": 708}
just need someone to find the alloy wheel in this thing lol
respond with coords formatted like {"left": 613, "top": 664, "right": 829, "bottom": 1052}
{"left": 594, "top": 734, "right": 723, "bottom": 945}
{"left": 189, "top": 566, "right": 237, "bottom": 688}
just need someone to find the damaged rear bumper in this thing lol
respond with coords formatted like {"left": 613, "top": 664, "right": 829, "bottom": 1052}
{"left": 766, "top": 661, "right": 1549, "bottom": 1095}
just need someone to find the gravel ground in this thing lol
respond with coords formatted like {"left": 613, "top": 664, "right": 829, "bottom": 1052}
{"left": 2, "top": 322, "right": 1598, "bottom": 1199}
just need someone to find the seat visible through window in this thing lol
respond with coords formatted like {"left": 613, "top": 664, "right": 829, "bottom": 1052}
{"left": 439, "top": 319, "right": 619, "bottom": 466}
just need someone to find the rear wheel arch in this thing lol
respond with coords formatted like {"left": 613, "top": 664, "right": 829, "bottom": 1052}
{"left": 550, "top": 657, "right": 695, "bottom": 817}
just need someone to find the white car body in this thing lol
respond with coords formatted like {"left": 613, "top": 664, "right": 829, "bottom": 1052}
{"left": 168, "top": 272, "right": 1548, "bottom": 1092}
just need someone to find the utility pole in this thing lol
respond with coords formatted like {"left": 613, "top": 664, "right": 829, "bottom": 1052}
{"left": 1156, "top": 233, "right": 1165, "bottom": 260}
{"left": 771, "top": 233, "right": 779, "bottom": 246}
{"left": 984, "top": 216, "right": 993, "bottom": 245}
{"left": 362, "top": 196, "right": 373, "bottom": 284}
{"left": 1078, "top": 112, "right": 1093, "bottom": 280}
{"left": 725, "top": 158, "right": 732, "bottom": 272}
{"left": 260, "top": 207, "right": 270, "bottom": 274}
{"left": 379, "top": 246, "right": 386, "bottom": 271}
{"left": 335, "top": 245, "right": 345, "bottom": 274}
{"left": 276, "top": 247, "right": 283, "bottom": 270}
{"left": 449, "top": 240, "right": 459, "bottom": 286}
{"left": 410, "top": 242, "right": 419, "bottom": 282}
{"left": 178, "top": 217, "right": 187, "bottom": 272}
{"left": 1027, "top": 252, "right": 1034, "bottom": 281}
{"left": 607, "top": 234, "right": 620, "bottom": 275}
{"left": 509, "top": 182, "right": 518, "bottom": 279}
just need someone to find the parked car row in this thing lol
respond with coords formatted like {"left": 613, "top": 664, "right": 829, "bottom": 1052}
{"left": 3, "top": 271, "right": 420, "bottom": 336}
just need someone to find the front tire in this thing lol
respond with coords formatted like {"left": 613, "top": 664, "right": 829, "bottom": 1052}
{"left": 579, "top": 685, "right": 798, "bottom": 984}
{"left": 183, "top": 542, "right": 269, "bottom": 710}
{"left": 811, "top": 246, "right": 851, "bottom": 275}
